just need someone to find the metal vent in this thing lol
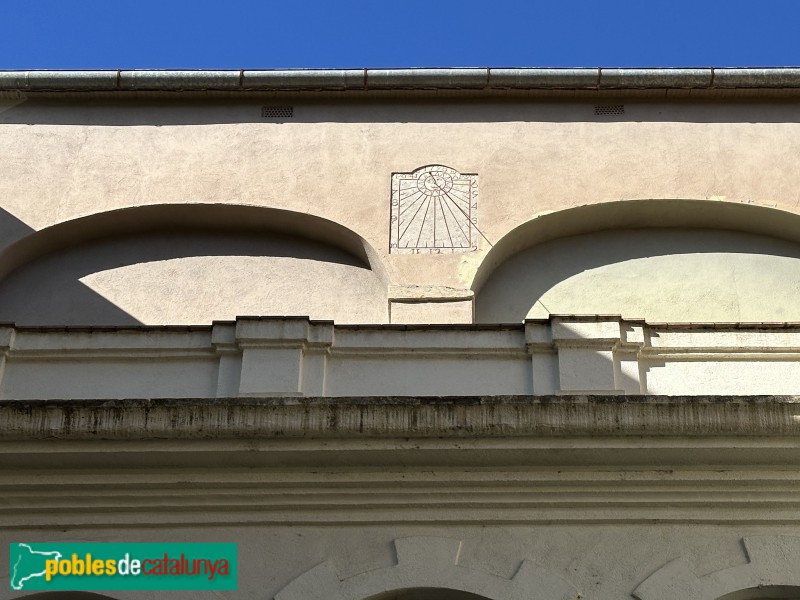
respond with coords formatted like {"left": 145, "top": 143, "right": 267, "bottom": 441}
{"left": 262, "top": 106, "right": 294, "bottom": 118}
{"left": 594, "top": 104, "right": 625, "bottom": 116}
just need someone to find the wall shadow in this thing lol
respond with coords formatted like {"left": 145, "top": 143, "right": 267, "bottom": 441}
{"left": 5, "top": 97, "right": 800, "bottom": 126}
{"left": 0, "top": 208, "right": 140, "bottom": 326}
{"left": 0, "top": 230, "right": 384, "bottom": 326}
{"left": 0, "top": 208, "right": 35, "bottom": 247}
{"left": 0, "top": 205, "right": 388, "bottom": 326}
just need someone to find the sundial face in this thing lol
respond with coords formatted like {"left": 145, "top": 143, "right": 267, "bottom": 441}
{"left": 390, "top": 165, "right": 478, "bottom": 254}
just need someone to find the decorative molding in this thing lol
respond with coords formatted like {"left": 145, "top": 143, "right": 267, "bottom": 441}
{"left": 635, "top": 537, "right": 800, "bottom": 600}
{"left": 5, "top": 464, "right": 800, "bottom": 528}
{"left": 4, "top": 396, "right": 800, "bottom": 441}
{"left": 275, "top": 536, "right": 579, "bottom": 600}
{"left": 5, "top": 317, "right": 800, "bottom": 398}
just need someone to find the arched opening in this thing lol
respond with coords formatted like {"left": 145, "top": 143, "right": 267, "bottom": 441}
{"left": 717, "top": 587, "right": 800, "bottom": 600}
{"left": 474, "top": 200, "right": 800, "bottom": 323}
{"left": 16, "top": 594, "right": 119, "bottom": 600}
{"left": 367, "top": 589, "right": 491, "bottom": 600}
{"left": 0, "top": 204, "right": 388, "bottom": 325}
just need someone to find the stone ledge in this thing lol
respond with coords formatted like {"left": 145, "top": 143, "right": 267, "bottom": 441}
{"left": 2, "top": 395, "right": 800, "bottom": 440}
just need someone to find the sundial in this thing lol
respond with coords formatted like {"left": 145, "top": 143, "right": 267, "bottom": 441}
{"left": 390, "top": 165, "right": 478, "bottom": 254}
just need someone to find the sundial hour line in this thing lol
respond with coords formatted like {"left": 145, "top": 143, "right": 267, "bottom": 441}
{"left": 399, "top": 192, "right": 426, "bottom": 217}
{"left": 447, "top": 186, "right": 471, "bottom": 200}
{"left": 433, "top": 191, "right": 437, "bottom": 246}
{"left": 437, "top": 196, "right": 455, "bottom": 247}
{"left": 440, "top": 194, "right": 470, "bottom": 242}
{"left": 399, "top": 202, "right": 426, "bottom": 230}
{"left": 399, "top": 196, "right": 425, "bottom": 219}
{"left": 399, "top": 188, "right": 423, "bottom": 201}
{"left": 400, "top": 194, "right": 430, "bottom": 240}
{"left": 446, "top": 192, "right": 470, "bottom": 207}
{"left": 399, "top": 205, "right": 427, "bottom": 241}
{"left": 399, "top": 187, "right": 421, "bottom": 198}
{"left": 442, "top": 188, "right": 493, "bottom": 248}
{"left": 415, "top": 197, "right": 433, "bottom": 248}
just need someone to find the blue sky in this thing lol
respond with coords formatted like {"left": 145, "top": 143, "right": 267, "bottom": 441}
{"left": 2, "top": 0, "right": 799, "bottom": 69}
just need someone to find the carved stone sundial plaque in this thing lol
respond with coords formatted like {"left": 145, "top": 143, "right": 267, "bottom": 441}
{"left": 390, "top": 165, "right": 478, "bottom": 254}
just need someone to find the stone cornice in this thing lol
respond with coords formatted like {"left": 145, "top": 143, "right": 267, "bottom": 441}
{"left": 5, "top": 396, "right": 800, "bottom": 527}
{"left": 3, "top": 395, "right": 800, "bottom": 440}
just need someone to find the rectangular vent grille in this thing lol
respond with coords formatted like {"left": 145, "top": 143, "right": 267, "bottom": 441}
{"left": 594, "top": 104, "right": 625, "bottom": 116}
{"left": 262, "top": 106, "right": 294, "bottom": 118}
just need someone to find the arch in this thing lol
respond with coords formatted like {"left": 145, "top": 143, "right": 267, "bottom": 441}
{"left": 0, "top": 203, "right": 388, "bottom": 284}
{"left": 717, "top": 587, "right": 800, "bottom": 600}
{"left": 275, "top": 536, "right": 578, "bottom": 600}
{"left": 0, "top": 204, "right": 389, "bottom": 326}
{"left": 16, "top": 594, "right": 120, "bottom": 600}
{"left": 366, "top": 589, "right": 491, "bottom": 600}
{"left": 635, "top": 537, "right": 800, "bottom": 600}
{"left": 473, "top": 200, "right": 800, "bottom": 323}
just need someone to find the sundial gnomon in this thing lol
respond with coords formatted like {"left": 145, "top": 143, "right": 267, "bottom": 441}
{"left": 390, "top": 165, "right": 478, "bottom": 254}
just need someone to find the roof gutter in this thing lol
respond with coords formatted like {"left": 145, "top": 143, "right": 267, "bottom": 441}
{"left": 2, "top": 68, "right": 800, "bottom": 92}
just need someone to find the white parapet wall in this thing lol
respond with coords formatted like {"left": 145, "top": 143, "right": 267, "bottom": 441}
{"left": 1, "top": 316, "right": 800, "bottom": 399}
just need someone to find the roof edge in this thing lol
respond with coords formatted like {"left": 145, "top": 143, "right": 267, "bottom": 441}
{"left": 3, "top": 68, "right": 800, "bottom": 92}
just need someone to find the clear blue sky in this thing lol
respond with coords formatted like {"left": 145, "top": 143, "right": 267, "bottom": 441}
{"left": 2, "top": 0, "right": 799, "bottom": 69}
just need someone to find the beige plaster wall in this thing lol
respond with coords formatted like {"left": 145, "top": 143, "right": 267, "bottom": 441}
{"left": 2, "top": 98, "right": 800, "bottom": 323}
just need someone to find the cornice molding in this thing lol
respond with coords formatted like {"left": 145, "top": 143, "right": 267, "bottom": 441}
{"left": 3, "top": 396, "right": 800, "bottom": 441}
{"left": 5, "top": 463, "right": 800, "bottom": 528}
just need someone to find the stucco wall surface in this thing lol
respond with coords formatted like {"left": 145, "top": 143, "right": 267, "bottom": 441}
{"left": 4, "top": 89, "right": 800, "bottom": 600}
{"left": 3, "top": 98, "right": 800, "bottom": 324}
{"left": 5, "top": 526, "right": 800, "bottom": 600}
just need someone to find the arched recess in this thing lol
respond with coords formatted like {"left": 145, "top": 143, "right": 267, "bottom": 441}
{"left": 275, "top": 536, "right": 578, "bottom": 600}
{"left": 366, "top": 589, "right": 491, "bottom": 599}
{"left": 0, "top": 204, "right": 389, "bottom": 326}
{"left": 473, "top": 200, "right": 800, "bottom": 323}
{"left": 16, "top": 594, "right": 120, "bottom": 600}
{"left": 634, "top": 537, "right": 800, "bottom": 600}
